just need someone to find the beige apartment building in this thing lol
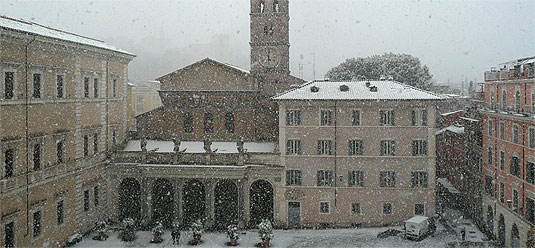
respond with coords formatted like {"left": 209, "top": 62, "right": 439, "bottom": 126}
{"left": 273, "top": 80, "right": 443, "bottom": 227}
{"left": 128, "top": 80, "right": 162, "bottom": 131}
{"left": 0, "top": 16, "right": 134, "bottom": 247}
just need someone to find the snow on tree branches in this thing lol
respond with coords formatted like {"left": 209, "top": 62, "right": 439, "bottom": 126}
{"left": 325, "top": 53, "right": 433, "bottom": 90}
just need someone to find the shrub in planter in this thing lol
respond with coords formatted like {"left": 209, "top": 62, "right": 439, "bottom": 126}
{"left": 92, "top": 221, "right": 109, "bottom": 241}
{"left": 258, "top": 219, "right": 273, "bottom": 247}
{"left": 227, "top": 224, "right": 239, "bottom": 246}
{"left": 150, "top": 222, "right": 164, "bottom": 243}
{"left": 189, "top": 219, "right": 204, "bottom": 245}
{"left": 121, "top": 218, "right": 136, "bottom": 242}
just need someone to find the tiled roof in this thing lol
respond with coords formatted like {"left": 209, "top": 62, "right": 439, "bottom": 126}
{"left": 0, "top": 16, "right": 134, "bottom": 56}
{"left": 272, "top": 80, "right": 443, "bottom": 101}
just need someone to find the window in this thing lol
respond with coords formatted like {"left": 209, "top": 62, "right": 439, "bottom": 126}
{"left": 530, "top": 127, "right": 535, "bottom": 149}
{"left": 286, "top": 139, "right": 301, "bottom": 155}
{"left": 412, "top": 109, "right": 427, "bottom": 126}
{"left": 513, "top": 125, "right": 519, "bottom": 144}
{"left": 112, "top": 79, "right": 117, "bottom": 97}
{"left": 528, "top": 162, "right": 535, "bottom": 184}
{"left": 56, "top": 138, "right": 64, "bottom": 164}
{"left": 485, "top": 176, "right": 493, "bottom": 195}
{"left": 412, "top": 140, "right": 428, "bottom": 156}
{"left": 93, "top": 78, "right": 99, "bottom": 98}
{"left": 317, "top": 170, "right": 333, "bottom": 186}
{"left": 32, "top": 73, "right": 41, "bottom": 99}
{"left": 32, "top": 143, "right": 41, "bottom": 171}
{"left": 225, "top": 113, "right": 235, "bottom": 133}
{"left": 379, "top": 110, "right": 395, "bottom": 126}
{"left": 83, "top": 135, "right": 89, "bottom": 156}
{"left": 348, "top": 140, "right": 363, "bottom": 156}
{"left": 32, "top": 211, "right": 41, "bottom": 237}
{"left": 184, "top": 113, "right": 193, "bottom": 133}
{"left": 286, "top": 170, "right": 302, "bottom": 185}
{"left": 94, "top": 186, "right": 99, "bottom": 207}
{"left": 317, "top": 140, "right": 332, "bottom": 155}
{"left": 513, "top": 189, "right": 519, "bottom": 211}
{"left": 84, "top": 77, "right": 89, "bottom": 98}
{"left": 415, "top": 203, "right": 425, "bottom": 215}
{"left": 380, "top": 140, "right": 395, "bottom": 156}
{"left": 137, "top": 96, "right": 143, "bottom": 102}
{"left": 204, "top": 113, "right": 214, "bottom": 133}
{"left": 273, "top": 0, "right": 279, "bottom": 12}
{"left": 136, "top": 104, "right": 143, "bottom": 112}
{"left": 511, "top": 156, "right": 520, "bottom": 177}
{"left": 320, "top": 202, "right": 330, "bottom": 214}
{"left": 112, "top": 129, "right": 117, "bottom": 145}
{"left": 382, "top": 203, "right": 392, "bottom": 215}
{"left": 515, "top": 90, "right": 521, "bottom": 112}
{"left": 84, "top": 190, "right": 90, "bottom": 211}
{"left": 320, "top": 110, "right": 333, "bottom": 126}
{"left": 380, "top": 171, "right": 396, "bottom": 187}
{"left": 4, "top": 221, "right": 14, "bottom": 248}
{"left": 527, "top": 198, "right": 535, "bottom": 223}
{"left": 487, "top": 147, "right": 493, "bottom": 165}
{"left": 500, "top": 182, "right": 505, "bottom": 203}
{"left": 500, "top": 151, "right": 505, "bottom": 170}
{"left": 56, "top": 75, "right": 64, "bottom": 98}
{"left": 286, "top": 110, "right": 301, "bottom": 126}
{"left": 348, "top": 171, "right": 364, "bottom": 187}
{"left": 502, "top": 89, "right": 507, "bottom": 109}
{"left": 500, "top": 121, "right": 505, "bottom": 139}
{"left": 4, "top": 148, "right": 14, "bottom": 178}
{"left": 259, "top": 0, "right": 265, "bottom": 13}
{"left": 56, "top": 200, "right": 64, "bottom": 225}
{"left": 351, "top": 110, "right": 360, "bottom": 126}
{"left": 93, "top": 133, "right": 98, "bottom": 154}
{"left": 488, "top": 119, "right": 493, "bottom": 136}
{"left": 351, "top": 202, "right": 361, "bottom": 214}
{"left": 4, "top": 71, "right": 14, "bottom": 99}
{"left": 411, "top": 171, "right": 428, "bottom": 188}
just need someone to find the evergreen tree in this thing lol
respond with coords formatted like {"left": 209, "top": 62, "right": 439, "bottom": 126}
{"left": 325, "top": 53, "right": 433, "bottom": 90}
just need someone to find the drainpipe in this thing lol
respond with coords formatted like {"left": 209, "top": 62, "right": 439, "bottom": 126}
{"left": 24, "top": 35, "right": 36, "bottom": 237}
{"left": 334, "top": 100, "right": 338, "bottom": 206}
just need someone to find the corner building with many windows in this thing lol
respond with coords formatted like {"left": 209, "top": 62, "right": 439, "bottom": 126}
{"left": 273, "top": 80, "right": 443, "bottom": 227}
{"left": 481, "top": 57, "right": 535, "bottom": 247}
{"left": 0, "top": 16, "right": 134, "bottom": 247}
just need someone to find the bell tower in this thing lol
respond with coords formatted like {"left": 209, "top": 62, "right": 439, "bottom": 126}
{"left": 250, "top": 0, "right": 290, "bottom": 77}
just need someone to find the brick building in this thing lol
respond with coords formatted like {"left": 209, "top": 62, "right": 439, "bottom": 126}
{"left": 273, "top": 80, "right": 443, "bottom": 227}
{"left": 481, "top": 57, "right": 535, "bottom": 247}
{"left": 435, "top": 108, "right": 483, "bottom": 228}
{"left": 0, "top": 16, "right": 134, "bottom": 247}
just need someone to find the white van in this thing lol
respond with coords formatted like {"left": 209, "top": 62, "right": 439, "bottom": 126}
{"left": 404, "top": 216, "right": 430, "bottom": 240}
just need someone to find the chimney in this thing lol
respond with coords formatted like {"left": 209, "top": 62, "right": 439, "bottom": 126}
{"left": 370, "top": 86, "right": 378, "bottom": 92}
{"left": 339, "top": 85, "right": 349, "bottom": 92}
{"left": 365, "top": 81, "right": 371, "bottom": 87}
{"left": 310, "top": 86, "right": 319, "bottom": 93}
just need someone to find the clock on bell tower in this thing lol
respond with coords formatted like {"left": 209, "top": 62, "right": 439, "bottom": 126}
{"left": 250, "top": 0, "right": 290, "bottom": 75}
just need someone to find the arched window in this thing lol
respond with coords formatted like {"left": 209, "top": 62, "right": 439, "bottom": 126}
{"left": 225, "top": 113, "right": 235, "bottom": 133}
{"left": 260, "top": 0, "right": 265, "bottom": 13}
{"left": 273, "top": 0, "right": 279, "bottom": 12}
{"left": 502, "top": 89, "right": 507, "bottom": 110}
{"left": 184, "top": 113, "right": 193, "bottom": 133}
{"left": 204, "top": 113, "right": 214, "bottom": 133}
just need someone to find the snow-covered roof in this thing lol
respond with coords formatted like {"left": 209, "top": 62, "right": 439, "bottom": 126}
{"left": 272, "top": 80, "right": 443, "bottom": 101}
{"left": 0, "top": 16, "right": 134, "bottom": 56}
{"left": 435, "top": 125, "right": 465, "bottom": 135}
{"left": 122, "top": 140, "right": 275, "bottom": 153}
{"left": 405, "top": 215, "right": 429, "bottom": 223}
{"left": 437, "top": 178, "right": 461, "bottom": 194}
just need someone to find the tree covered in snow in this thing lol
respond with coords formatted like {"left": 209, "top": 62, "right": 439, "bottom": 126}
{"left": 325, "top": 53, "right": 433, "bottom": 90}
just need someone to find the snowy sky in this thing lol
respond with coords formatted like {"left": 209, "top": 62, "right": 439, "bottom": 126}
{"left": 1, "top": 0, "right": 534, "bottom": 86}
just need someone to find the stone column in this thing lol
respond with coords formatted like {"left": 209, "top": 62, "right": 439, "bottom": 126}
{"left": 175, "top": 179, "right": 184, "bottom": 225}
{"left": 204, "top": 179, "right": 215, "bottom": 229}
{"left": 243, "top": 178, "right": 251, "bottom": 227}
{"left": 140, "top": 177, "right": 153, "bottom": 227}
{"left": 237, "top": 178, "right": 246, "bottom": 228}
